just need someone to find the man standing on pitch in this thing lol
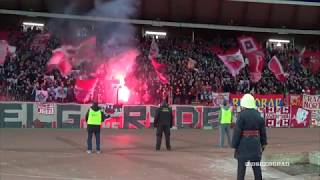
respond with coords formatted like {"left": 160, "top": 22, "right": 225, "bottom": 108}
{"left": 218, "top": 100, "right": 232, "bottom": 148}
{"left": 154, "top": 100, "right": 174, "bottom": 151}
{"left": 86, "top": 102, "right": 109, "bottom": 154}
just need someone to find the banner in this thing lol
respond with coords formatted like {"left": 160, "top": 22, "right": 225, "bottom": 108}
{"left": 239, "top": 80, "right": 250, "bottom": 92}
{"left": 290, "top": 107, "right": 310, "bottom": 128}
{"left": 302, "top": 94, "right": 320, "bottom": 110}
{"left": 289, "top": 94, "right": 303, "bottom": 107}
{"left": 212, "top": 93, "right": 230, "bottom": 108}
{"left": 37, "top": 103, "right": 54, "bottom": 115}
{"left": 230, "top": 94, "right": 284, "bottom": 107}
{"left": 264, "top": 106, "right": 290, "bottom": 128}
{"left": 0, "top": 102, "right": 220, "bottom": 129}
{"left": 55, "top": 87, "right": 67, "bottom": 99}
{"left": 311, "top": 110, "right": 320, "bottom": 127}
{"left": 35, "top": 90, "right": 48, "bottom": 102}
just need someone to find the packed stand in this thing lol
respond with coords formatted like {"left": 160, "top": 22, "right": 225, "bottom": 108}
{"left": 0, "top": 29, "right": 319, "bottom": 105}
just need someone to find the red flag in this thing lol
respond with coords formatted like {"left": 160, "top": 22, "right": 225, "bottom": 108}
{"left": 238, "top": 36, "right": 261, "bottom": 54}
{"left": 47, "top": 50, "right": 72, "bottom": 76}
{"left": 302, "top": 50, "right": 320, "bottom": 74}
{"left": 246, "top": 52, "right": 265, "bottom": 83}
{"left": 0, "top": 40, "right": 8, "bottom": 64}
{"left": 0, "top": 31, "right": 8, "bottom": 41}
{"left": 211, "top": 46, "right": 223, "bottom": 55}
{"left": 148, "top": 38, "right": 159, "bottom": 60}
{"left": 268, "top": 56, "right": 287, "bottom": 82}
{"left": 217, "top": 50, "right": 245, "bottom": 77}
{"left": 77, "top": 36, "right": 96, "bottom": 60}
{"left": 75, "top": 78, "right": 98, "bottom": 103}
{"left": 31, "top": 33, "right": 50, "bottom": 52}
{"left": 151, "top": 59, "right": 169, "bottom": 84}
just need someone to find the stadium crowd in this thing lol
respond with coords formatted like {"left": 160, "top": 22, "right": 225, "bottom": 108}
{"left": 0, "top": 27, "right": 319, "bottom": 105}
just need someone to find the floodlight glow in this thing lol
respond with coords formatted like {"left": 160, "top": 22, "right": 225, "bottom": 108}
{"left": 22, "top": 22, "right": 45, "bottom": 27}
{"left": 268, "top": 39, "right": 290, "bottom": 43}
{"left": 145, "top": 31, "right": 167, "bottom": 36}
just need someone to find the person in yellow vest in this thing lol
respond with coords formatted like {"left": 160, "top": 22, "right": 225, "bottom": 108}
{"left": 86, "top": 102, "right": 109, "bottom": 154}
{"left": 218, "top": 100, "right": 232, "bottom": 148}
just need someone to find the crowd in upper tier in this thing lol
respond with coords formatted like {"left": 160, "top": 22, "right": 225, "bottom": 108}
{"left": 0, "top": 27, "right": 319, "bottom": 104}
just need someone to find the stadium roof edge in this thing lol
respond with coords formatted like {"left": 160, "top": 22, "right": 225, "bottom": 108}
{"left": 230, "top": 0, "right": 320, "bottom": 6}
{"left": 0, "top": 9, "right": 319, "bottom": 35}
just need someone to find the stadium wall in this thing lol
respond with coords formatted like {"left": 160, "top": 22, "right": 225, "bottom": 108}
{"left": 0, "top": 94, "right": 318, "bottom": 129}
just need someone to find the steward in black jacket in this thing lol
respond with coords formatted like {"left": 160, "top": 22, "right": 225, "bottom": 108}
{"left": 154, "top": 101, "right": 173, "bottom": 151}
{"left": 232, "top": 94, "right": 267, "bottom": 180}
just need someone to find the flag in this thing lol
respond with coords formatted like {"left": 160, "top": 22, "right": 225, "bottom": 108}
{"left": 238, "top": 36, "right": 261, "bottom": 54}
{"left": 301, "top": 50, "right": 320, "bottom": 75}
{"left": 0, "top": 31, "right": 8, "bottom": 40}
{"left": 211, "top": 46, "right": 224, "bottom": 55}
{"left": 148, "top": 39, "right": 168, "bottom": 84}
{"left": 148, "top": 38, "right": 159, "bottom": 60}
{"left": 75, "top": 78, "right": 98, "bottom": 103}
{"left": 217, "top": 50, "right": 245, "bottom": 77}
{"left": 35, "top": 90, "right": 48, "bottom": 102}
{"left": 151, "top": 59, "right": 169, "bottom": 84}
{"left": 268, "top": 56, "right": 287, "bottom": 82}
{"left": 47, "top": 50, "right": 72, "bottom": 76}
{"left": 0, "top": 40, "right": 8, "bottom": 64}
{"left": 246, "top": 52, "right": 265, "bottom": 83}
{"left": 76, "top": 36, "right": 96, "bottom": 61}
{"left": 31, "top": 33, "right": 50, "bottom": 52}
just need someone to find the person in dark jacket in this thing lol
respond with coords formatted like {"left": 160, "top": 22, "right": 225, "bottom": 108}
{"left": 232, "top": 94, "right": 267, "bottom": 180}
{"left": 154, "top": 100, "right": 174, "bottom": 151}
{"left": 85, "top": 102, "right": 109, "bottom": 154}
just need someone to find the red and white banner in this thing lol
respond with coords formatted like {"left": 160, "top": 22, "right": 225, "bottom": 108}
{"left": 35, "top": 90, "right": 48, "bottom": 102}
{"left": 302, "top": 94, "right": 320, "bottom": 110}
{"left": 311, "top": 110, "right": 320, "bottom": 127}
{"left": 268, "top": 56, "right": 287, "bottom": 82}
{"left": 230, "top": 94, "right": 284, "bottom": 107}
{"left": 290, "top": 107, "right": 311, "bottom": 128}
{"left": 37, "top": 103, "right": 54, "bottom": 115}
{"left": 264, "top": 106, "right": 290, "bottom": 128}
{"left": 218, "top": 50, "right": 245, "bottom": 77}
{"left": 31, "top": 33, "right": 50, "bottom": 52}
{"left": 246, "top": 52, "right": 265, "bottom": 82}
{"left": 289, "top": 94, "right": 303, "bottom": 108}
{"left": 212, "top": 93, "right": 230, "bottom": 108}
